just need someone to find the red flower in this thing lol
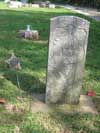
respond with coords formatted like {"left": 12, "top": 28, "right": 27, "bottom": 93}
{"left": 87, "top": 90, "right": 95, "bottom": 96}
{"left": 0, "top": 99, "right": 6, "bottom": 104}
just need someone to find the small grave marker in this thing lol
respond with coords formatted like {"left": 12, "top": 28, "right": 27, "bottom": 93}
{"left": 5, "top": 52, "right": 21, "bottom": 70}
{"left": 19, "top": 25, "right": 39, "bottom": 40}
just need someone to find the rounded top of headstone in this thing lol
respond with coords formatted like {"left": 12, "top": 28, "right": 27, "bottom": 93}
{"left": 51, "top": 16, "right": 90, "bottom": 25}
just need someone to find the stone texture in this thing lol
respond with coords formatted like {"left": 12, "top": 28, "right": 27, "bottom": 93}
{"left": 31, "top": 94, "right": 51, "bottom": 113}
{"left": 5, "top": 52, "right": 21, "bottom": 70}
{"left": 9, "top": 1, "right": 23, "bottom": 8}
{"left": 80, "top": 95, "right": 98, "bottom": 114}
{"left": 49, "top": 4, "right": 55, "bottom": 9}
{"left": 45, "top": 1, "right": 51, "bottom": 7}
{"left": 31, "top": 94, "right": 97, "bottom": 114}
{"left": 32, "top": 4, "right": 39, "bottom": 8}
{"left": 46, "top": 16, "right": 90, "bottom": 104}
{"left": 39, "top": 2, "right": 46, "bottom": 8}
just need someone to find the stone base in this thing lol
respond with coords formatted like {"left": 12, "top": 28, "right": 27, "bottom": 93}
{"left": 31, "top": 94, "right": 98, "bottom": 114}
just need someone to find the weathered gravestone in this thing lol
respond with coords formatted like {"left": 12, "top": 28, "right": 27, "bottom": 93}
{"left": 46, "top": 16, "right": 90, "bottom": 104}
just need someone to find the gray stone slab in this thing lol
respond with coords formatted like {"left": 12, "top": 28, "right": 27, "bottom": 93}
{"left": 46, "top": 16, "right": 90, "bottom": 104}
{"left": 80, "top": 95, "right": 98, "bottom": 114}
{"left": 31, "top": 94, "right": 98, "bottom": 114}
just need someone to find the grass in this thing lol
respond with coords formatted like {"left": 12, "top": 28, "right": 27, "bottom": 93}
{"left": 0, "top": 2, "right": 100, "bottom": 133}
{"left": 0, "top": 111, "right": 100, "bottom": 133}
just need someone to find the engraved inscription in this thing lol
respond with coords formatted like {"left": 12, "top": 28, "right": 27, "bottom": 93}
{"left": 46, "top": 16, "right": 90, "bottom": 104}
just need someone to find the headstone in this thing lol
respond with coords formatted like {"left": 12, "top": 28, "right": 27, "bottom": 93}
{"left": 39, "top": 2, "right": 46, "bottom": 8}
{"left": 32, "top": 4, "right": 39, "bottom": 8}
{"left": 49, "top": 4, "right": 55, "bottom": 9}
{"left": 45, "top": 1, "right": 50, "bottom": 7}
{"left": 9, "top": 1, "right": 23, "bottom": 8}
{"left": 25, "top": 30, "right": 39, "bottom": 40}
{"left": 33, "top": 1, "right": 51, "bottom": 8}
{"left": 19, "top": 25, "right": 39, "bottom": 40}
{"left": 46, "top": 16, "right": 89, "bottom": 104}
{"left": 19, "top": 30, "right": 39, "bottom": 40}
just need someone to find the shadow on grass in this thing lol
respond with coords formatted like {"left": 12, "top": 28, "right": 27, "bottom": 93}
{"left": 4, "top": 71, "right": 46, "bottom": 94}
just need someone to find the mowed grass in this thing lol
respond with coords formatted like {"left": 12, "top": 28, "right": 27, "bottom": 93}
{"left": 0, "top": 2, "right": 100, "bottom": 133}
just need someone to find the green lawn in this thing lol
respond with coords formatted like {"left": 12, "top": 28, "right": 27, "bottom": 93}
{"left": 0, "top": 2, "right": 100, "bottom": 133}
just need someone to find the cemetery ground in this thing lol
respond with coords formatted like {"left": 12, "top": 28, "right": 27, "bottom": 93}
{"left": 0, "top": 2, "right": 100, "bottom": 133}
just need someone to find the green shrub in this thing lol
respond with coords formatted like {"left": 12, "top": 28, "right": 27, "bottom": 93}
{"left": 66, "top": 0, "right": 100, "bottom": 8}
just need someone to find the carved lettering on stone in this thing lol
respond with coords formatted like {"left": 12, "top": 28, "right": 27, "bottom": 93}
{"left": 46, "top": 16, "right": 90, "bottom": 104}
